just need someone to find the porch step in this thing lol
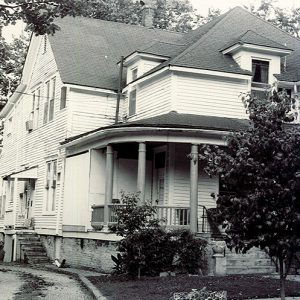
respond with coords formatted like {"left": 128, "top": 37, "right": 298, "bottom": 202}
{"left": 18, "top": 232, "right": 49, "bottom": 265}
{"left": 226, "top": 247, "right": 277, "bottom": 275}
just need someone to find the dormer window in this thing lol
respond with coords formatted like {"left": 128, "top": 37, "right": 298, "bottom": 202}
{"left": 252, "top": 60, "right": 269, "bottom": 84}
{"left": 132, "top": 68, "right": 138, "bottom": 81}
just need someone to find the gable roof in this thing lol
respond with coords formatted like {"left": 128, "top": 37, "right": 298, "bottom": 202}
{"left": 221, "top": 30, "right": 292, "bottom": 52}
{"left": 48, "top": 17, "right": 184, "bottom": 91}
{"left": 48, "top": 6, "right": 300, "bottom": 91}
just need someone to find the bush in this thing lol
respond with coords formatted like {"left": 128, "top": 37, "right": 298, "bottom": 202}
{"left": 168, "top": 229, "right": 207, "bottom": 274}
{"left": 118, "top": 227, "right": 175, "bottom": 277}
{"left": 109, "top": 192, "right": 159, "bottom": 237}
{"left": 110, "top": 193, "right": 207, "bottom": 277}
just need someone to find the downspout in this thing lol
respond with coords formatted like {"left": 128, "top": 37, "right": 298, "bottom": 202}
{"left": 115, "top": 56, "right": 124, "bottom": 124}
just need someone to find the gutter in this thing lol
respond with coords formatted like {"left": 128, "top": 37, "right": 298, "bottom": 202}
{"left": 60, "top": 126, "right": 230, "bottom": 149}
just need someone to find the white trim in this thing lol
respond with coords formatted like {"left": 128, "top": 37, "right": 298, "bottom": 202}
{"left": 122, "top": 51, "right": 169, "bottom": 66}
{"left": 123, "top": 66, "right": 170, "bottom": 91}
{"left": 170, "top": 66, "right": 251, "bottom": 80}
{"left": 66, "top": 84, "right": 117, "bottom": 95}
{"left": 222, "top": 42, "right": 292, "bottom": 56}
{"left": 0, "top": 84, "right": 27, "bottom": 118}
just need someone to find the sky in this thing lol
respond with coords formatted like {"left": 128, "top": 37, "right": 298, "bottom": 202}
{"left": 191, "top": 0, "right": 300, "bottom": 14}
{"left": 2, "top": 0, "right": 300, "bottom": 41}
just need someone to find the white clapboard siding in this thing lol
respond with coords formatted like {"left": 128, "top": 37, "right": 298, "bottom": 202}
{"left": 0, "top": 36, "right": 68, "bottom": 232}
{"left": 174, "top": 73, "right": 249, "bottom": 119}
{"left": 68, "top": 89, "right": 117, "bottom": 137}
{"left": 172, "top": 144, "right": 218, "bottom": 209}
{"left": 130, "top": 73, "right": 172, "bottom": 120}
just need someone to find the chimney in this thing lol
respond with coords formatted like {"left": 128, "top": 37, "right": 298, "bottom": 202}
{"left": 140, "top": 0, "right": 156, "bottom": 28}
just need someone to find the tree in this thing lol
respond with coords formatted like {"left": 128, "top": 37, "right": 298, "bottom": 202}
{"left": 0, "top": 0, "right": 201, "bottom": 35}
{"left": 0, "top": 33, "right": 28, "bottom": 110}
{"left": 246, "top": 0, "right": 300, "bottom": 37}
{"left": 199, "top": 91, "right": 300, "bottom": 300}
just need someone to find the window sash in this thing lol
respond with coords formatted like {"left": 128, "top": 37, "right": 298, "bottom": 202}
{"left": 252, "top": 60, "right": 269, "bottom": 84}
{"left": 129, "top": 89, "right": 137, "bottom": 116}
{"left": 132, "top": 68, "right": 138, "bottom": 81}
{"left": 45, "top": 160, "right": 57, "bottom": 212}
{"left": 60, "top": 87, "right": 67, "bottom": 109}
{"left": 44, "top": 81, "right": 50, "bottom": 124}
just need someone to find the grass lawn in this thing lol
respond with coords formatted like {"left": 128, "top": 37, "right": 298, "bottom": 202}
{"left": 89, "top": 274, "right": 300, "bottom": 300}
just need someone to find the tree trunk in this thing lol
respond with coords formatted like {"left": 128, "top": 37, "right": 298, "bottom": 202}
{"left": 279, "top": 257, "right": 285, "bottom": 300}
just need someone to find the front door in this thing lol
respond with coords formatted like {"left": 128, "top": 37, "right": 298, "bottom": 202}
{"left": 25, "top": 180, "right": 35, "bottom": 220}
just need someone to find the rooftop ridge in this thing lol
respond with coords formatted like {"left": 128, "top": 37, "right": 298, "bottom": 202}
{"left": 171, "top": 7, "right": 237, "bottom": 64}
{"left": 56, "top": 15, "right": 185, "bottom": 36}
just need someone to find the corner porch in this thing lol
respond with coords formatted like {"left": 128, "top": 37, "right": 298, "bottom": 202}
{"left": 87, "top": 141, "right": 219, "bottom": 235}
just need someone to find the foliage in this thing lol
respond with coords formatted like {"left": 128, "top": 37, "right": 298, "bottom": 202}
{"left": 168, "top": 229, "right": 207, "bottom": 274}
{"left": 0, "top": 33, "right": 29, "bottom": 109}
{"left": 110, "top": 193, "right": 207, "bottom": 277}
{"left": 199, "top": 90, "right": 300, "bottom": 299}
{"left": 171, "top": 287, "right": 227, "bottom": 300}
{"left": 118, "top": 226, "right": 174, "bottom": 276}
{"left": 246, "top": 0, "right": 300, "bottom": 37}
{"left": 0, "top": 0, "right": 203, "bottom": 35}
{"left": 109, "top": 192, "right": 160, "bottom": 237}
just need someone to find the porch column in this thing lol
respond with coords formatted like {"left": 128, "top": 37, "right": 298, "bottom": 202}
{"left": 137, "top": 142, "right": 146, "bottom": 204}
{"left": 104, "top": 145, "right": 114, "bottom": 226}
{"left": 12, "top": 178, "right": 18, "bottom": 229}
{"left": 190, "top": 144, "right": 198, "bottom": 233}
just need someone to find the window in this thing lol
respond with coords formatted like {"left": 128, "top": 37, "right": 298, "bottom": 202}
{"left": 43, "top": 36, "right": 47, "bottom": 54}
{"left": 45, "top": 160, "right": 57, "bottom": 212}
{"left": 43, "top": 77, "right": 56, "bottom": 124}
{"left": 9, "top": 179, "right": 14, "bottom": 203}
{"left": 0, "top": 194, "right": 6, "bottom": 217}
{"left": 129, "top": 89, "right": 137, "bottom": 116}
{"left": 31, "top": 88, "right": 40, "bottom": 129}
{"left": 252, "top": 60, "right": 269, "bottom": 84}
{"left": 6, "top": 117, "right": 13, "bottom": 135}
{"left": 132, "top": 68, "right": 138, "bottom": 81}
{"left": 60, "top": 87, "right": 67, "bottom": 109}
{"left": 0, "top": 182, "right": 6, "bottom": 218}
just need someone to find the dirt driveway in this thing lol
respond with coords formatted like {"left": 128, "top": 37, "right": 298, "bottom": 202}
{"left": 0, "top": 266, "right": 94, "bottom": 299}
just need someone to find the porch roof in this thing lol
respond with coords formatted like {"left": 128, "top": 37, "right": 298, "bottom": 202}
{"left": 61, "top": 112, "right": 249, "bottom": 146}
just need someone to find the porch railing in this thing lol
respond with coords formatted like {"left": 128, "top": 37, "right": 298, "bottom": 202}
{"left": 91, "top": 204, "right": 221, "bottom": 235}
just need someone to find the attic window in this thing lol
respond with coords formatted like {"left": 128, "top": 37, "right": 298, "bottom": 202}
{"left": 43, "top": 36, "right": 47, "bottom": 54}
{"left": 132, "top": 68, "right": 138, "bottom": 81}
{"left": 252, "top": 60, "right": 269, "bottom": 84}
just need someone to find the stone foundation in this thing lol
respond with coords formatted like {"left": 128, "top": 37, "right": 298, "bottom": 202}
{"left": 41, "top": 235, "right": 117, "bottom": 273}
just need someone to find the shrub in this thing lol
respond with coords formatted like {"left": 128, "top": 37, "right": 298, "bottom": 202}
{"left": 168, "top": 229, "right": 207, "bottom": 274}
{"left": 109, "top": 192, "right": 159, "bottom": 237}
{"left": 110, "top": 192, "right": 207, "bottom": 277}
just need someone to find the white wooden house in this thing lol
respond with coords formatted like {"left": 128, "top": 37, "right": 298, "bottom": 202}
{"left": 0, "top": 5, "right": 299, "bottom": 272}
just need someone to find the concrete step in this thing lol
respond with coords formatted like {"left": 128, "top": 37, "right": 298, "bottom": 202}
{"left": 19, "top": 240, "right": 43, "bottom": 246}
{"left": 21, "top": 245, "right": 44, "bottom": 251}
{"left": 227, "top": 258, "right": 274, "bottom": 267}
{"left": 24, "top": 251, "right": 47, "bottom": 257}
{"left": 27, "top": 257, "right": 49, "bottom": 264}
{"left": 227, "top": 266, "right": 276, "bottom": 274}
{"left": 18, "top": 236, "right": 40, "bottom": 241}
